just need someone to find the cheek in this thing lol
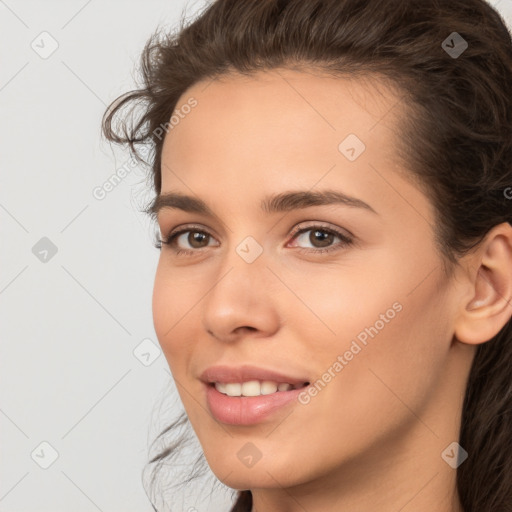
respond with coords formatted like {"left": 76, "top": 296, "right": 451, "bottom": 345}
{"left": 293, "top": 246, "right": 451, "bottom": 412}
{"left": 151, "top": 262, "right": 196, "bottom": 371}
{"left": 316, "top": 268, "right": 451, "bottom": 435}
{"left": 152, "top": 264, "right": 172, "bottom": 349}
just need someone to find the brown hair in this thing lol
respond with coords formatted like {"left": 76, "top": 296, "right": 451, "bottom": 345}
{"left": 102, "top": 1, "right": 512, "bottom": 510}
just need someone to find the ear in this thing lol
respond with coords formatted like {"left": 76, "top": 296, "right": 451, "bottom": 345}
{"left": 454, "top": 222, "right": 512, "bottom": 345}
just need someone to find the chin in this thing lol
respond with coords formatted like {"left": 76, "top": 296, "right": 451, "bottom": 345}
{"left": 212, "top": 467, "right": 294, "bottom": 491}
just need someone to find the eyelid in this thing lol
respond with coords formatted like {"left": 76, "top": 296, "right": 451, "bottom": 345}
{"left": 157, "top": 221, "right": 354, "bottom": 253}
{"left": 288, "top": 221, "right": 354, "bottom": 240}
{"left": 164, "top": 220, "right": 353, "bottom": 240}
{"left": 157, "top": 223, "right": 219, "bottom": 252}
{"left": 168, "top": 223, "right": 218, "bottom": 240}
{"left": 286, "top": 223, "right": 354, "bottom": 254}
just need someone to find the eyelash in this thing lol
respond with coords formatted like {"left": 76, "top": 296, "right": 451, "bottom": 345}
{"left": 154, "top": 223, "right": 354, "bottom": 256}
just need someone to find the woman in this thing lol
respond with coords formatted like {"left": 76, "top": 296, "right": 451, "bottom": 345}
{"left": 102, "top": 0, "right": 512, "bottom": 510}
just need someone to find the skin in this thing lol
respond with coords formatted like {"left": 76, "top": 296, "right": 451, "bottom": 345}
{"left": 152, "top": 68, "right": 512, "bottom": 512}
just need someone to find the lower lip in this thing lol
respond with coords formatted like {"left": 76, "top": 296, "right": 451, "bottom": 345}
{"left": 204, "top": 383, "right": 306, "bottom": 425}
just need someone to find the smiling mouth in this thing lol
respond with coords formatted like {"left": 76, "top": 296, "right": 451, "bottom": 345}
{"left": 209, "top": 380, "right": 310, "bottom": 397}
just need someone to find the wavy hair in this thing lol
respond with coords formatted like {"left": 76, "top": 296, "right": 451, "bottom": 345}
{"left": 102, "top": 1, "right": 512, "bottom": 510}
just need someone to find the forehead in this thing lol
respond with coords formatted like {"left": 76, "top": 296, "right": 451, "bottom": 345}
{"left": 175, "top": 67, "right": 401, "bottom": 130}
{"left": 162, "top": 67, "right": 405, "bottom": 172}
{"left": 157, "top": 67, "right": 434, "bottom": 228}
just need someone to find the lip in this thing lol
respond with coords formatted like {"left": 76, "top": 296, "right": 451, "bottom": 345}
{"left": 199, "top": 364, "right": 310, "bottom": 386}
{"left": 200, "top": 364, "right": 310, "bottom": 426}
{"left": 204, "top": 382, "right": 308, "bottom": 425}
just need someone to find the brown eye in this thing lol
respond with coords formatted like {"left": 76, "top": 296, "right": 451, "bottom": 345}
{"left": 289, "top": 225, "right": 353, "bottom": 254}
{"left": 308, "top": 229, "right": 335, "bottom": 248}
{"left": 154, "top": 226, "right": 218, "bottom": 253}
{"left": 186, "top": 231, "right": 210, "bottom": 248}
{"left": 155, "top": 223, "right": 353, "bottom": 256}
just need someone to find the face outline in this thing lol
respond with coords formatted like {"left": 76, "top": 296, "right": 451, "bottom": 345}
{"left": 151, "top": 68, "right": 474, "bottom": 509}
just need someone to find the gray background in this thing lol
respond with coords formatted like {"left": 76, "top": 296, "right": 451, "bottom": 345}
{"left": 1, "top": 1, "right": 511, "bottom": 511}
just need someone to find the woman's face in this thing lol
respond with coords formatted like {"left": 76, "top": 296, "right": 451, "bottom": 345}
{"left": 152, "top": 69, "right": 471, "bottom": 492}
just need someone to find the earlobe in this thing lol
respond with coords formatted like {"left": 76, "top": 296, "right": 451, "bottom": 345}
{"left": 454, "top": 223, "right": 512, "bottom": 345}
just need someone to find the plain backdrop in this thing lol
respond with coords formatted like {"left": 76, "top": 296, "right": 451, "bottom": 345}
{"left": 1, "top": 1, "right": 511, "bottom": 511}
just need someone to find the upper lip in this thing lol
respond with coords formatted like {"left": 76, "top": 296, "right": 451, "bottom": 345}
{"left": 200, "top": 364, "right": 310, "bottom": 386}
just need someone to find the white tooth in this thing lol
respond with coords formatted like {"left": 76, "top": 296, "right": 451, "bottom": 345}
{"left": 241, "top": 380, "right": 261, "bottom": 396}
{"left": 215, "top": 381, "right": 296, "bottom": 396}
{"left": 260, "top": 381, "right": 278, "bottom": 395}
{"left": 215, "top": 382, "right": 227, "bottom": 394}
{"left": 225, "top": 382, "right": 242, "bottom": 396}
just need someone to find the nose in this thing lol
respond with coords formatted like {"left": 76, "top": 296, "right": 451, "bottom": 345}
{"left": 201, "top": 243, "right": 281, "bottom": 343}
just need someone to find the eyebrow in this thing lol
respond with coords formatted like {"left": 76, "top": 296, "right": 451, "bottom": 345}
{"left": 147, "top": 189, "right": 377, "bottom": 218}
